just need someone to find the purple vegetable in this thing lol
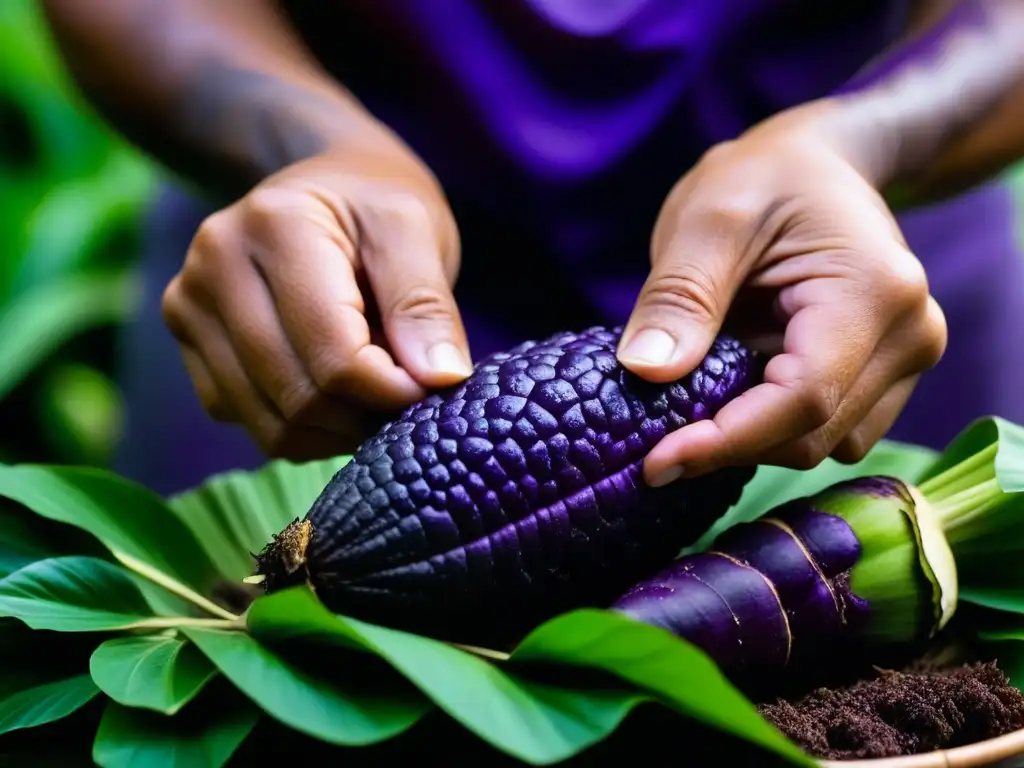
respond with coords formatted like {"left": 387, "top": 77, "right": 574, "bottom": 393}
{"left": 252, "top": 326, "right": 760, "bottom": 646}
{"left": 612, "top": 475, "right": 962, "bottom": 688}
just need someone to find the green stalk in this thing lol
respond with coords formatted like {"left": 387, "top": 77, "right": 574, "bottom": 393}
{"left": 113, "top": 551, "right": 241, "bottom": 622}
{"left": 917, "top": 443, "right": 1010, "bottom": 547}
{"left": 123, "top": 616, "right": 245, "bottom": 632}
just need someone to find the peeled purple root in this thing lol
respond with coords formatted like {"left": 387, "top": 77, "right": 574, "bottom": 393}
{"left": 612, "top": 503, "right": 869, "bottom": 682}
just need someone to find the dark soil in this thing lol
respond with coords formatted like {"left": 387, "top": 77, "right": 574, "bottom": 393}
{"left": 758, "top": 661, "right": 1024, "bottom": 761}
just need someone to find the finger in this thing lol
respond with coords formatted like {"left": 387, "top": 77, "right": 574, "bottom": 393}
{"left": 204, "top": 244, "right": 369, "bottom": 436}
{"left": 188, "top": 307, "right": 361, "bottom": 459}
{"left": 763, "top": 296, "right": 944, "bottom": 469}
{"left": 641, "top": 281, "right": 885, "bottom": 485}
{"left": 756, "top": 350, "right": 918, "bottom": 469}
{"left": 243, "top": 190, "right": 428, "bottom": 411}
{"left": 179, "top": 344, "right": 237, "bottom": 423}
{"left": 357, "top": 194, "right": 474, "bottom": 387}
{"left": 618, "top": 199, "right": 760, "bottom": 384}
{"left": 830, "top": 376, "right": 919, "bottom": 465}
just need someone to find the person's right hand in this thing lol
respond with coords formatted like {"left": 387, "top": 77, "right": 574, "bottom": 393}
{"left": 162, "top": 130, "right": 472, "bottom": 461}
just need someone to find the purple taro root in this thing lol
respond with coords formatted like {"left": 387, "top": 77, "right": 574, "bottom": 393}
{"left": 252, "top": 325, "right": 760, "bottom": 646}
{"left": 613, "top": 475, "right": 967, "bottom": 689}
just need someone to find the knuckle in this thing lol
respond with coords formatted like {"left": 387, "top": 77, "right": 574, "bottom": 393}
{"left": 878, "top": 252, "right": 931, "bottom": 313}
{"left": 833, "top": 433, "right": 870, "bottom": 465}
{"left": 376, "top": 191, "right": 436, "bottom": 231}
{"left": 697, "top": 140, "right": 741, "bottom": 173}
{"left": 389, "top": 284, "right": 455, "bottom": 324}
{"left": 787, "top": 433, "right": 832, "bottom": 471}
{"left": 639, "top": 264, "right": 721, "bottom": 324}
{"left": 191, "top": 211, "right": 233, "bottom": 254}
{"left": 203, "top": 395, "right": 234, "bottom": 423}
{"left": 277, "top": 380, "right": 323, "bottom": 423}
{"left": 160, "top": 277, "right": 187, "bottom": 337}
{"left": 917, "top": 298, "right": 949, "bottom": 369}
{"left": 796, "top": 382, "right": 841, "bottom": 431}
{"left": 308, "top": 349, "right": 354, "bottom": 393}
{"left": 188, "top": 371, "right": 232, "bottom": 423}
{"left": 701, "top": 196, "right": 770, "bottom": 236}
{"left": 259, "top": 425, "right": 292, "bottom": 458}
{"left": 242, "top": 186, "right": 307, "bottom": 224}
{"left": 176, "top": 256, "right": 209, "bottom": 299}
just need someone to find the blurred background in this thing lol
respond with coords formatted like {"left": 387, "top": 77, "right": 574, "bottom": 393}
{"left": 2, "top": 0, "right": 1024, "bottom": 472}
{"left": 0, "top": 0, "right": 155, "bottom": 469}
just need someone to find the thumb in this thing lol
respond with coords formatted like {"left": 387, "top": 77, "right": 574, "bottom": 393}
{"left": 618, "top": 233, "right": 747, "bottom": 384}
{"left": 362, "top": 214, "right": 473, "bottom": 389}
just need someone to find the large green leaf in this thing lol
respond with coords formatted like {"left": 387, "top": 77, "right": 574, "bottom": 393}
{"left": 512, "top": 609, "right": 813, "bottom": 765}
{"left": 0, "top": 269, "right": 138, "bottom": 402}
{"left": 0, "top": 484, "right": 111, "bottom": 579}
{"left": 0, "top": 505, "right": 67, "bottom": 579}
{"left": 0, "top": 620, "right": 104, "bottom": 735}
{"left": 92, "top": 683, "right": 259, "bottom": 768}
{"left": 247, "top": 588, "right": 808, "bottom": 766}
{"left": 168, "top": 456, "right": 349, "bottom": 581}
{"left": 0, "top": 465, "right": 225, "bottom": 608}
{"left": 0, "top": 675, "right": 99, "bottom": 736}
{"left": 182, "top": 626, "right": 430, "bottom": 747}
{"left": 90, "top": 635, "right": 217, "bottom": 715}
{"left": 0, "top": 556, "right": 154, "bottom": 631}
{"left": 688, "top": 438, "right": 940, "bottom": 553}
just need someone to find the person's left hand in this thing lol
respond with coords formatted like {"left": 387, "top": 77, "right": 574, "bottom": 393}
{"left": 617, "top": 103, "right": 948, "bottom": 488}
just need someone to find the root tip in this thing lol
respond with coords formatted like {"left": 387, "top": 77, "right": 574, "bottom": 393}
{"left": 250, "top": 518, "right": 315, "bottom": 594}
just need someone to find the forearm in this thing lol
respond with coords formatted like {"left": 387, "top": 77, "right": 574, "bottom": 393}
{"left": 785, "top": 0, "right": 1024, "bottom": 205}
{"left": 42, "top": 0, "right": 388, "bottom": 199}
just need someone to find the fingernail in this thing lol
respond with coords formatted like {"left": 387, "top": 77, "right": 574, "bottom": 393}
{"left": 649, "top": 465, "right": 685, "bottom": 488}
{"left": 427, "top": 342, "right": 473, "bottom": 377}
{"left": 620, "top": 328, "right": 677, "bottom": 366}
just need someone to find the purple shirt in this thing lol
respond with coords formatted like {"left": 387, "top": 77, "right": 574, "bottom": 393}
{"left": 116, "top": 1, "right": 1024, "bottom": 495}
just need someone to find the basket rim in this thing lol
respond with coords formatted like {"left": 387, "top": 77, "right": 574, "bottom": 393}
{"left": 816, "top": 726, "right": 1024, "bottom": 768}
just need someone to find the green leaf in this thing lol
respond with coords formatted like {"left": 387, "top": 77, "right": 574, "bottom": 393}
{"left": 0, "top": 478, "right": 113, "bottom": 580}
{"left": 246, "top": 588, "right": 787, "bottom": 766}
{"left": 182, "top": 625, "right": 430, "bottom": 747}
{"left": 920, "top": 416, "right": 1024, "bottom": 491}
{"left": 512, "top": 609, "right": 813, "bottom": 766}
{"left": 688, "top": 438, "right": 940, "bottom": 553}
{"left": 169, "top": 456, "right": 350, "bottom": 581}
{"left": 92, "top": 683, "right": 259, "bottom": 768}
{"left": 0, "top": 556, "right": 153, "bottom": 631}
{"left": 976, "top": 628, "right": 1024, "bottom": 689}
{"left": 0, "top": 269, "right": 138, "bottom": 402}
{"left": 0, "top": 506, "right": 64, "bottom": 579}
{"left": 0, "top": 619, "right": 106, "bottom": 735}
{"left": 90, "top": 635, "right": 217, "bottom": 715}
{"left": 0, "top": 675, "right": 99, "bottom": 736}
{"left": 0, "top": 464, "right": 224, "bottom": 605}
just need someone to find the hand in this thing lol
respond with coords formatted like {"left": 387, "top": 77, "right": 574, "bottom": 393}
{"left": 162, "top": 131, "right": 472, "bottom": 461}
{"left": 618, "top": 105, "right": 948, "bottom": 487}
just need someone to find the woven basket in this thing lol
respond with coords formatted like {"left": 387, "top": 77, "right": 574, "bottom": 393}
{"left": 818, "top": 730, "right": 1024, "bottom": 767}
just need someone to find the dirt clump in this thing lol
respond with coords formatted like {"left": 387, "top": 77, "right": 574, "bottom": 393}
{"left": 758, "top": 661, "right": 1024, "bottom": 760}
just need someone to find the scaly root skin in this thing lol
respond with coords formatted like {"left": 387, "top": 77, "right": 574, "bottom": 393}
{"left": 250, "top": 518, "right": 315, "bottom": 593}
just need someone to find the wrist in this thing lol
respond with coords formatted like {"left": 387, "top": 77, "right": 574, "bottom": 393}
{"left": 179, "top": 60, "right": 393, "bottom": 194}
{"left": 786, "top": 0, "right": 1024, "bottom": 202}
{"left": 742, "top": 98, "right": 902, "bottom": 191}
